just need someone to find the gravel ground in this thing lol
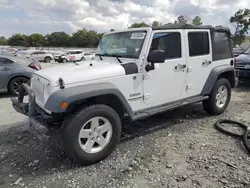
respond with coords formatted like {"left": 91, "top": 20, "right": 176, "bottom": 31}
{"left": 1, "top": 64, "right": 250, "bottom": 187}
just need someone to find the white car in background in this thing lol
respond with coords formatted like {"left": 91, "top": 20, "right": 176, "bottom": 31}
{"left": 56, "top": 49, "right": 95, "bottom": 63}
{"left": 27, "top": 51, "right": 54, "bottom": 63}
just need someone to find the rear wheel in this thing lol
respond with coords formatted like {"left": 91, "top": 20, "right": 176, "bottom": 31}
{"left": 62, "top": 104, "right": 122, "bottom": 165}
{"left": 203, "top": 78, "right": 231, "bottom": 115}
{"left": 8, "top": 77, "right": 29, "bottom": 96}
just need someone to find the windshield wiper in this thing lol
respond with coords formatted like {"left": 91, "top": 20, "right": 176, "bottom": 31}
{"left": 110, "top": 55, "right": 123, "bottom": 63}
{"left": 95, "top": 53, "right": 103, "bottom": 60}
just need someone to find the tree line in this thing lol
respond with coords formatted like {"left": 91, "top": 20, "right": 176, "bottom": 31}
{"left": 0, "top": 29, "right": 104, "bottom": 47}
{"left": 0, "top": 9, "right": 249, "bottom": 47}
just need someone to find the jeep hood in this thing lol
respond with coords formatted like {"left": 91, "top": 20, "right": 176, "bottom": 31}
{"left": 34, "top": 60, "right": 126, "bottom": 86}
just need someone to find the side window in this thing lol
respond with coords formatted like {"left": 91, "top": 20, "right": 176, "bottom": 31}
{"left": 75, "top": 51, "right": 82, "bottom": 54}
{"left": 0, "top": 58, "right": 4, "bottom": 65}
{"left": 188, "top": 32, "right": 209, "bottom": 56}
{"left": 150, "top": 32, "right": 181, "bottom": 59}
{"left": 213, "top": 31, "right": 232, "bottom": 60}
{"left": 31, "top": 52, "right": 38, "bottom": 55}
{"left": 3, "top": 58, "right": 14, "bottom": 64}
{"left": 0, "top": 58, "right": 14, "bottom": 65}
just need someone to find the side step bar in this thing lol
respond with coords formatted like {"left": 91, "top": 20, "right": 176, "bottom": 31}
{"left": 132, "top": 95, "right": 209, "bottom": 121}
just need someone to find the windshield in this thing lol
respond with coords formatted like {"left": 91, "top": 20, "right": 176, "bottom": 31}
{"left": 96, "top": 31, "right": 147, "bottom": 59}
{"left": 244, "top": 47, "right": 250, "bottom": 54}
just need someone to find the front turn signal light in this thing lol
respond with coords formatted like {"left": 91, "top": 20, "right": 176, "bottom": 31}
{"left": 61, "top": 102, "right": 68, "bottom": 109}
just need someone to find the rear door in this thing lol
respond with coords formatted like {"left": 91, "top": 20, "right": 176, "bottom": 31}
{"left": 184, "top": 30, "right": 212, "bottom": 97}
{"left": 30, "top": 51, "right": 43, "bottom": 61}
{"left": 36, "top": 52, "right": 46, "bottom": 61}
{"left": 0, "top": 58, "right": 14, "bottom": 88}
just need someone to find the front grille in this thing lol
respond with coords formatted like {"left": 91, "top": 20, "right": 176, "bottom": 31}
{"left": 235, "top": 63, "right": 250, "bottom": 70}
{"left": 31, "top": 75, "right": 47, "bottom": 107}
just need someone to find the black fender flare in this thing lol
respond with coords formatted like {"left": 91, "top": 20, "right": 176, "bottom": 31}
{"left": 201, "top": 65, "right": 237, "bottom": 95}
{"left": 44, "top": 82, "right": 134, "bottom": 116}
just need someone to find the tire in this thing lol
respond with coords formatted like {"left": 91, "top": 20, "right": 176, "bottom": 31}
{"left": 62, "top": 104, "right": 122, "bottom": 165}
{"left": 203, "top": 78, "right": 231, "bottom": 115}
{"left": 8, "top": 77, "right": 29, "bottom": 96}
{"left": 214, "top": 119, "right": 248, "bottom": 138}
{"left": 243, "top": 129, "right": 250, "bottom": 153}
{"left": 44, "top": 57, "right": 51, "bottom": 63}
{"left": 62, "top": 58, "right": 67, "bottom": 63}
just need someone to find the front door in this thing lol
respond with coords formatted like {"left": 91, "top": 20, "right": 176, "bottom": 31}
{"left": 143, "top": 30, "right": 187, "bottom": 106}
{"left": 184, "top": 30, "right": 213, "bottom": 97}
{"left": 0, "top": 58, "right": 14, "bottom": 88}
{"left": 67, "top": 52, "right": 77, "bottom": 61}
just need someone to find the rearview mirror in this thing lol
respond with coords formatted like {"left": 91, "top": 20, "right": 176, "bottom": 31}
{"left": 147, "top": 50, "right": 165, "bottom": 63}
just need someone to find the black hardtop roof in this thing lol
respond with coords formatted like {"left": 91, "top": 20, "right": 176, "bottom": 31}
{"left": 153, "top": 23, "right": 231, "bottom": 34}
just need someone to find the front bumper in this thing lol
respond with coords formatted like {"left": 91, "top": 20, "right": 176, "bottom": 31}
{"left": 11, "top": 83, "right": 51, "bottom": 142}
{"left": 236, "top": 68, "right": 250, "bottom": 79}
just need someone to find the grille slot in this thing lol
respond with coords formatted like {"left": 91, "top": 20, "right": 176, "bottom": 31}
{"left": 31, "top": 75, "right": 47, "bottom": 107}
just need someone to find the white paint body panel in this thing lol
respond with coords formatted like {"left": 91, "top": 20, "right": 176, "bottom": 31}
{"left": 184, "top": 29, "right": 213, "bottom": 97}
{"left": 35, "top": 60, "right": 126, "bottom": 86}
{"left": 142, "top": 30, "right": 187, "bottom": 106}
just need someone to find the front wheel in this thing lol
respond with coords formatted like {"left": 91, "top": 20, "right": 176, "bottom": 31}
{"left": 203, "top": 78, "right": 231, "bottom": 115}
{"left": 62, "top": 104, "right": 122, "bottom": 165}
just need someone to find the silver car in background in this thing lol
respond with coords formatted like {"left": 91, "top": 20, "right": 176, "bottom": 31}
{"left": 26, "top": 51, "right": 54, "bottom": 63}
{"left": 0, "top": 55, "right": 41, "bottom": 95}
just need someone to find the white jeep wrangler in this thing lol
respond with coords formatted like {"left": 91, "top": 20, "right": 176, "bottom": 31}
{"left": 12, "top": 24, "right": 238, "bottom": 165}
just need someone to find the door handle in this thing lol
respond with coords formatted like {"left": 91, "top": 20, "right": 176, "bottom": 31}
{"left": 1, "top": 67, "right": 11, "bottom": 71}
{"left": 202, "top": 60, "right": 212, "bottom": 65}
{"left": 175, "top": 64, "right": 186, "bottom": 70}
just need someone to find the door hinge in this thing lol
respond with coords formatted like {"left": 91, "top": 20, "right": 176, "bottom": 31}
{"left": 186, "top": 84, "right": 192, "bottom": 90}
{"left": 187, "top": 67, "right": 192, "bottom": 72}
{"left": 143, "top": 93, "right": 151, "bottom": 100}
{"left": 143, "top": 74, "right": 151, "bottom": 80}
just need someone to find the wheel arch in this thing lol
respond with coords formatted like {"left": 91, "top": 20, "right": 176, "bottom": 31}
{"left": 201, "top": 65, "right": 237, "bottom": 95}
{"left": 44, "top": 83, "right": 134, "bottom": 120}
{"left": 44, "top": 56, "right": 52, "bottom": 60}
{"left": 7, "top": 75, "right": 30, "bottom": 90}
{"left": 70, "top": 94, "right": 132, "bottom": 122}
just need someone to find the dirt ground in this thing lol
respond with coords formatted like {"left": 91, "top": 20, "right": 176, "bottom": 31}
{"left": 1, "top": 77, "right": 250, "bottom": 188}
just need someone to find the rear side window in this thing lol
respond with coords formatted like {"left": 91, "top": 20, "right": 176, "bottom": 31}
{"left": 213, "top": 31, "right": 232, "bottom": 61}
{"left": 0, "top": 58, "right": 14, "bottom": 65}
{"left": 4, "top": 58, "right": 14, "bottom": 64}
{"left": 188, "top": 32, "right": 209, "bottom": 56}
{"left": 75, "top": 51, "right": 82, "bottom": 54}
{"left": 150, "top": 32, "right": 181, "bottom": 59}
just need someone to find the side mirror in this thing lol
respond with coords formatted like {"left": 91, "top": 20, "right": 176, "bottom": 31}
{"left": 146, "top": 50, "right": 165, "bottom": 72}
{"left": 147, "top": 50, "right": 165, "bottom": 63}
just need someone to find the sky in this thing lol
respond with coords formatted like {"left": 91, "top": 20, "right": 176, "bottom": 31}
{"left": 0, "top": 0, "right": 249, "bottom": 37}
